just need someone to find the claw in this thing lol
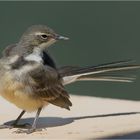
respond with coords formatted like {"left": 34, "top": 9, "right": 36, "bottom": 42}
{"left": 11, "top": 123, "right": 31, "bottom": 128}
{"left": 0, "top": 124, "right": 13, "bottom": 129}
{"left": 14, "top": 128, "right": 43, "bottom": 134}
{"left": 0, "top": 123, "right": 31, "bottom": 129}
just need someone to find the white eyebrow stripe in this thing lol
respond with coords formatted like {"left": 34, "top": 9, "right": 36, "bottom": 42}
{"left": 34, "top": 32, "right": 48, "bottom": 36}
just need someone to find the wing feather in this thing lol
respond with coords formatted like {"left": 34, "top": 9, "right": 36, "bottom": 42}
{"left": 26, "top": 64, "right": 72, "bottom": 110}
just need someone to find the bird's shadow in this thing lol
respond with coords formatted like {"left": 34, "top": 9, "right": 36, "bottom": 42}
{"left": 3, "top": 112, "right": 140, "bottom": 129}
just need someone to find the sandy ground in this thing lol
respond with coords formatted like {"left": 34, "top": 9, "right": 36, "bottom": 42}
{"left": 0, "top": 95, "right": 140, "bottom": 139}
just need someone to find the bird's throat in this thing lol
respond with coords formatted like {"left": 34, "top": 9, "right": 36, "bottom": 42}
{"left": 25, "top": 48, "right": 43, "bottom": 63}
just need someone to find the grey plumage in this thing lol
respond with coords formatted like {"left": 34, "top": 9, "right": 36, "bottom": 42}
{"left": 0, "top": 25, "right": 140, "bottom": 134}
{"left": 59, "top": 60, "right": 140, "bottom": 85}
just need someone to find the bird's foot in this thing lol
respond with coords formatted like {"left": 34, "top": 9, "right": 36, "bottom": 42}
{"left": 11, "top": 123, "right": 31, "bottom": 128}
{"left": 0, "top": 124, "right": 13, "bottom": 129}
{"left": 14, "top": 128, "right": 43, "bottom": 134}
{"left": 0, "top": 123, "right": 31, "bottom": 129}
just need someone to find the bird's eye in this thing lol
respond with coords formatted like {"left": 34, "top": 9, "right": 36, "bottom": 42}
{"left": 40, "top": 34, "right": 48, "bottom": 39}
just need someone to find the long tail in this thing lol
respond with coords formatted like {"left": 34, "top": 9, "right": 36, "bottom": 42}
{"left": 58, "top": 60, "right": 140, "bottom": 85}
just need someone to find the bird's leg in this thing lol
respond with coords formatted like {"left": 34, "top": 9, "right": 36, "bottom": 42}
{"left": 11, "top": 110, "right": 30, "bottom": 128}
{"left": 0, "top": 110, "right": 28, "bottom": 129}
{"left": 12, "top": 110, "right": 26, "bottom": 126}
{"left": 16, "top": 107, "right": 43, "bottom": 134}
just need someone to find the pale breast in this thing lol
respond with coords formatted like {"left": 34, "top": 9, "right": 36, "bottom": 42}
{"left": 0, "top": 71, "right": 47, "bottom": 112}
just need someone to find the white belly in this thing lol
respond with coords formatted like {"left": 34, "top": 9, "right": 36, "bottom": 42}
{"left": 0, "top": 72, "right": 47, "bottom": 112}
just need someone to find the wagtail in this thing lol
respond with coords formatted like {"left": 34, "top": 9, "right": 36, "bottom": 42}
{"left": 0, "top": 25, "right": 140, "bottom": 134}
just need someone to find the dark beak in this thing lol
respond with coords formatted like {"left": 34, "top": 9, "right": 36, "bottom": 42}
{"left": 55, "top": 35, "right": 69, "bottom": 40}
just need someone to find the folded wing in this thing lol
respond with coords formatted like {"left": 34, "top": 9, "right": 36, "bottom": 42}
{"left": 25, "top": 64, "right": 72, "bottom": 110}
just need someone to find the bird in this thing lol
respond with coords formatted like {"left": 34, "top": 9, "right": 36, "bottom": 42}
{"left": 0, "top": 25, "right": 140, "bottom": 134}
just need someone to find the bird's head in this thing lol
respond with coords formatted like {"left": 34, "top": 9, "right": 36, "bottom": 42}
{"left": 19, "top": 25, "right": 69, "bottom": 50}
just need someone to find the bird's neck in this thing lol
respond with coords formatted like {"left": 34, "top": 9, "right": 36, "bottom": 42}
{"left": 24, "top": 47, "right": 43, "bottom": 63}
{"left": 24, "top": 47, "right": 56, "bottom": 68}
{"left": 5, "top": 44, "right": 56, "bottom": 69}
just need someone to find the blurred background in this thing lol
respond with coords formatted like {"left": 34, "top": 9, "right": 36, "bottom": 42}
{"left": 0, "top": 1, "right": 140, "bottom": 100}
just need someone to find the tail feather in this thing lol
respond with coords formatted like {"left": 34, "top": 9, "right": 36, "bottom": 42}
{"left": 59, "top": 60, "right": 140, "bottom": 85}
{"left": 77, "top": 75, "right": 136, "bottom": 83}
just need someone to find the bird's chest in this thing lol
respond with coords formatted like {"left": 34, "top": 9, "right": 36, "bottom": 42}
{"left": 0, "top": 71, "right": 45, "bottom": 112}
{"left": 0, "top": 51, "right": 58, "bottom": 111}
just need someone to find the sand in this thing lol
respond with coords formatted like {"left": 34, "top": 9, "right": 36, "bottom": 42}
{"left": 0, "top": 95, "right": 140, "bottom": 139}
